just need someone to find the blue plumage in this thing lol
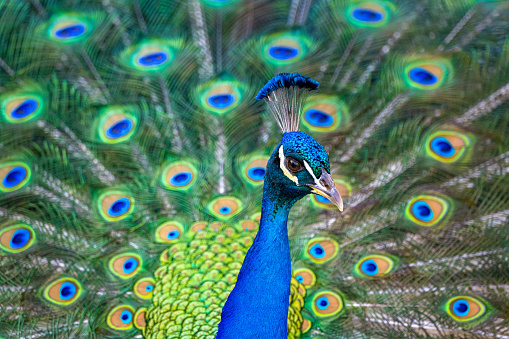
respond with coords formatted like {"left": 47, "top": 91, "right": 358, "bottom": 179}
{"left": 217, "top": 131, "right": 337, "bottom": 338}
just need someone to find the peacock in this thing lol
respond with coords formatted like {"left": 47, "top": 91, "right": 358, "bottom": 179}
{"left": 1, "top": 0, "right": 509, "bottom": 338}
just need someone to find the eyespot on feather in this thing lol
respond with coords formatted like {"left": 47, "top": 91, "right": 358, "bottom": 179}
{"left": 43, "top": 277, "right": 82, "bottom": 306}
{"left": 131, "top": 43, "right": 173, "bottom": 71}
{"left": 98, "top": 108, "right": 138, "bottom": 144}
{"left": 302, "top": 96, "right": 345, "bottom": 133}
{"left": 241, "top": 157, "right": 268, "bottom": 186}
{"left": 207, "top": 197, "right": 243, "bottom": 220}
{"left": 311, "top": 291, "right": 344, "bottom": 317}
{"left": 404, "top": 60, "right": 449, "bottom": 90}
{"left": 2, "top": 95, "right": 43, "bottom": 123}
{"left": 354, "top": 254, "right": 394, "bottom": 278}
{"left": 98, "top": 192, "right": 135, "bottom": 222}
{"left": 425, "top": 131, "right": 470, "bottom": 163}
{"left": 134, "top": 308, "right": 147, "bottom": 330}
{"left": 346, "top": 1, "right": 391, "bottom": 27}
{"left": 263, "top": 32, "right": 309, "bottom": 65}
{"left": 0, "top": 162, "right": 31, "bottom": 193}
{"left": 0, "top": 224, "right": 36, "bottom": 253}
{"left": 155, "top": 221, "right": 184, "bottom": 243}
{"left": 107, "top": 305, "right": 135, "bottom": 330}
{"left": 305, "top": 238, "right": 340, "bottom": 264}
{"left": 406, "top": 195, "right": 449, "bottom": 227}
{"left": 160, "top": 161, "right": 197, "bottom": 191}
{"left": 108, "top": 253, "right": 142, "bottom": 279}
{"left": 48, "top": 15, "right": 90, "bottom": 42}
{"left": 199, "top": 80, "right": 243, "bottom": 114}
{"left": 445, "top": 296, "right": 486, "bottom": 323}
{"left": 294, "top": 268, "right": 317, "bottom": 288}
{"left": 133, "top": 278, "right": 155, "bottom": 299}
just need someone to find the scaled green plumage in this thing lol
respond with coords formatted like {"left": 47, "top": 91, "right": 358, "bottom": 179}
{"left": 1, "top": 0, "right": 509, "bottom": 338}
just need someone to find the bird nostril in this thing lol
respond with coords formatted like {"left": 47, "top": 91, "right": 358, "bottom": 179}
{"left": 320, "top": 178, "right": 330, "bottom": 189}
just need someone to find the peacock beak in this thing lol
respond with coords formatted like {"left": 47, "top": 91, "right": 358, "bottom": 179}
{"left": 307, "top": 168, "right": 343, "bottom": 212}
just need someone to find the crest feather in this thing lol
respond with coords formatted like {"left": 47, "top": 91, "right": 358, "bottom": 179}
{"left": 256, "top": 73, "right": 319, "bottom": 133}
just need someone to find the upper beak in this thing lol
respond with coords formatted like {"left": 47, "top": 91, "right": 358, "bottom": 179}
{"left": 307, "top": 168, "right": 343, "bottom": 212}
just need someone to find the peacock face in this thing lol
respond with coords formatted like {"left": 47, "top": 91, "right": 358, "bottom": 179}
{"left": 267, "top": 131, "right": 343, "bottom": 211}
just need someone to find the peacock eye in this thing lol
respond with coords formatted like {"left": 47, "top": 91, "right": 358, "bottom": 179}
{"left": 286, "top": 157, "right": 303, "bottom": 173}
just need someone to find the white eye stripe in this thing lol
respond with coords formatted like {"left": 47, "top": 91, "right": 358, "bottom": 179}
{"left": 278, "top": 145, "right": 299, "bottom": 185}
{"left": 303, "top": 161, "right": 321, "bottom": 187}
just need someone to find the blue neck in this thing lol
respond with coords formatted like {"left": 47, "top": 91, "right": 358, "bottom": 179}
{"left": 216, "top": 180, "right": 299, "bottom": 339}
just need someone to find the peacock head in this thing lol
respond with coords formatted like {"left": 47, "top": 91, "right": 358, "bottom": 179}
{"left": 257, "top": 73, "right": 343, "bottom": 211}
{"left": 265, "top": 131, "right": 343, "bottom": 211}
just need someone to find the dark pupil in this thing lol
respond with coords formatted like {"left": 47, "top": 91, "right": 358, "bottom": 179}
{"left": 112, "top": 122, "right": 126, "bottom": 134}
{"left": 418, "top": 206, "right": 431, "bottom": 216}
{"left": 314, "top": 247, "right": 323, "bottom": 255}
{"left": 457, "top": 303, "right": 468, "bottom": 313}
{"left": 174, "top": 174, "right": 187, "bottom": 182}
{"left": 122, "top": 314, "right": 129, "bottom": 320}
{"left": 288, "top": 159, "right": 300, "bottom": 171}
{"left": 112, "top": 201, "right": 124, "bottom": 212}
{"left": 320, "top": 300, "right": 328, "bottom": 307}
{"left": 366, "top": 263, "right": 376, "bottom": 272}
{"left": 438, "top": 141, "right": 452, "bottom": 152}
{"left": 416, "top": 71, "right": 432, "bottom": 82}
{"left": 125, "top": 262, "right": 132, "bottom": 269}
{"left": 61, "top": 286, "right": 71, "bottom": 296}
{"left": 6, "top": 171, "right": 19, "bottom": 182}
{"left": 12, "top": 234, "right": 24, "bottom": 244}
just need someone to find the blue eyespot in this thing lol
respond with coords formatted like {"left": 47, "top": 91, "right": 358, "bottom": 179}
{"left": 3, "top": 166, "right": 27, "bottom": 188}
{"left": 268, "top": 46, "right": 299, "bottom": 60}
{"left": 170, "top": 172, "right": 192, "bottom": 186}
{"left": 296, "top": 275, "right": 304, "bottom": 283}
{"left": 316, "top": 296, "right": 330, "bottom": 310}
{"left": 431, "top": 136, "right": 455, "bottom": 158}
{"left": 207, "top": 94, "right": 235, "bottom": 109}
{"left": 411, "top": 201, "right": 433, "bottom": 222}
{"left": 360, "top": 259, "right": 379, "bottom": 276}
{"left": 123, "top": 258, "right": 138, "bottom": 274}
{"left": 145, "top": 284, "right": 153, "bottom": 292}
{"left": 247, "top": 167, "right": 266, "bottom": 181}
{"left": 310, "top": 244, "right": 325, "bottom": 259}
{"left": 11, "top": 99, "right": 38, "bottom": 119}
{"left": 316, "top": 195, "right": 332, "bottom": 204}
{"left": 453, "top": 299, "right": 469, "bottom": 317}
{"left": 408, "top": 67, "right": 438, "bottom": 85}
{"left": 108, "top": 198, "right": 131, "bottom": 217}
{"left": 9, "top": 229, "right": 30, "bottom": 249}
{"left": 138, "top": 52, "right": 168, "bottom": 66}
{"left": 59, "top": 281, "right": 77, "bottom": 301}
{"left": 55, "top": 24, "right": 86, "bottom": 39}
{"left": 167, "top": 230, "right": 180, "bottom": 239}
{"left": 120, "top": 310, "right": 133, "bottom": 324}
{"left": 304, "top": 109, "right": 334, "bottom": 128}
{"left": 352, "top": 8, "right": 383, "bottom": 22}
{"left": 219, "top": 206, "right": 232, "bottom": 215}
{"left": 105, "top": 119, "right": 133, "bottom": 139}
